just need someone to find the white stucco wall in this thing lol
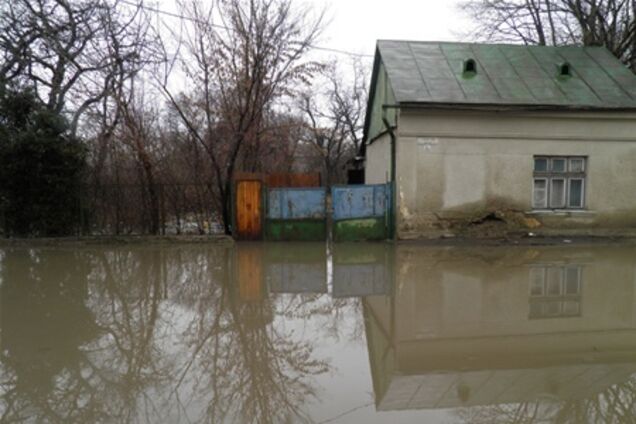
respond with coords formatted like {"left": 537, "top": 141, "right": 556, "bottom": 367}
{"left": 365, "top": 132, "right": 391, "bottom": 185}
{"left": 366, "top": 109, "right": 636, "bottom": 238}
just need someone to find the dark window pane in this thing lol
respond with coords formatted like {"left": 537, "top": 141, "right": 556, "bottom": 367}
{"left": 569, "top": 179, "right": 583, "bottom": 207}
{"left": 534, "top": 158, "right": 548, "bottom": 172}
{"left": 552, "top": 159, "right": 566, "bottom": 172}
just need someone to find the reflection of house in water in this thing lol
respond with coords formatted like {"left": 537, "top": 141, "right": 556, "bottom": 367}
{"left": 332, "top": 243, "right": 393, "bottom": 298}
{"left": 364, "top": 246, "right": 636, "bottom": 411}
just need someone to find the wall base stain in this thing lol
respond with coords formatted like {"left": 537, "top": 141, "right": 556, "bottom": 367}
{"left": 399, "top": 204, "right": 636, "bottom": 239}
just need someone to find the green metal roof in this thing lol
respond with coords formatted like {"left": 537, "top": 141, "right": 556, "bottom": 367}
{"left": 377, "top": 40, "right": 636, "bottom": 109}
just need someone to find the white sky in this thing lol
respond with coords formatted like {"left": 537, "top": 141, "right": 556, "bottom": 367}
{"left": 148, "top": 0, "right": 473, "bottom": 92}
{"left": 154, "top": 0, "right": 471, "bottom": 60}
{"left": 309, "top": 0, "right": 470, "bottom": 57}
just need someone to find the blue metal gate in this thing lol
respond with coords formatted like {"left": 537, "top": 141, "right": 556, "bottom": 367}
{"left": 332, "top": 183, "right": 392, "bottom": 242}
{"left": 265, "top": 187, "right": 327, "bottom": 241}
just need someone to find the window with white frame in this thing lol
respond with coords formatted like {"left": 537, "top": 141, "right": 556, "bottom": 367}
{"left": 533, "top": 156, "right": 586, "bottom": 209}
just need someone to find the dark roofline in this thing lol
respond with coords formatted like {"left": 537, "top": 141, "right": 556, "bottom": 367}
{"left": 362, "top": 45, "right": 382, "bottom": 145}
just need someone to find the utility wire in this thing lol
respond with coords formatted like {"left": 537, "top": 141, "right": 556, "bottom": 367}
{"left": 119, "top": 0, "right": 374, "bottom": 58}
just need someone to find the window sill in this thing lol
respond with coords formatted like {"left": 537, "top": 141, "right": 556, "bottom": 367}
{"left": 527, "top": 209, "right": 596, "bottom": 216}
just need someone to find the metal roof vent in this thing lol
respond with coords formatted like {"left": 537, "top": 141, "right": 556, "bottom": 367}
{"left": 558, "top": 62, "right": 572, "bottom": 78}
{"left": 463, "top": 59, "right": 477, "bottom": 78}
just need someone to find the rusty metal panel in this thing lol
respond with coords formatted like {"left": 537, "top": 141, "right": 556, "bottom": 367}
{"left": 235, "top": 180, "right": 262, "bottom": 240}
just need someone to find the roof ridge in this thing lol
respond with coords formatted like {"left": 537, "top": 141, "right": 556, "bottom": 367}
{"left": 377, "top": 39, "right": 605, "bottom": 49}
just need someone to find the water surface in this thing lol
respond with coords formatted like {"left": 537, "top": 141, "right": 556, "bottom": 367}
{"left": 1, "top": 242, "right": 636, "bottom": 423}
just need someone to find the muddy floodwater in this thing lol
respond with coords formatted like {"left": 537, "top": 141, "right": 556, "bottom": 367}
{"left": 1, "top": 242, "right": 636, "bottom": 423}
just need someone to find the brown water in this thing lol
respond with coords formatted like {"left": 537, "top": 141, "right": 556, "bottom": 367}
{"left": 1, "top": 242, "right": 636, "bottom": 423}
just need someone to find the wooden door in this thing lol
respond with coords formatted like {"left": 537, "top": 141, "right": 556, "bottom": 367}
{"left": 235, "top": 180, "right": 262, "bottom": 240}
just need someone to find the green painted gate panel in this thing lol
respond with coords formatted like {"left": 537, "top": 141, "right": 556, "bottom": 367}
{"left": 266, "top": 188, "right": 327, "bottom": 241}
{"left": 332, "top": 184, "right": 392, "bottom": 242}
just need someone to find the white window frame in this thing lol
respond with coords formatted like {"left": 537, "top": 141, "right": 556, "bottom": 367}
{"left": 533, "top": 156, "right": 587, "bottom": 210}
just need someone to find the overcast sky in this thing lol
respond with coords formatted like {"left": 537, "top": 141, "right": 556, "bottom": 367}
{"left": 156, "top": 0, "right": 471, "bottom": 61}
{"left": 309, "top": 0, "right": 470, "bottom": 58}
{"left": 151, "top": 0, "right": 473, "bottom": 89}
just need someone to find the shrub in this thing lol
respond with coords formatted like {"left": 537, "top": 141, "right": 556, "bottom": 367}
{"left": 0, "top": 86, "right": 86, "bottom": 237}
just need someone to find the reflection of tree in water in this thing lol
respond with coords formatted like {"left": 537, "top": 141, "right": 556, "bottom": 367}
{"left": 456, "top": 378, "right": 636, "bottom": 423}
{"left": 85, "top": 248, "right": 172, "bottom": 422}
{"left": 0, "top": 249, "right": 98, "bottom": 422}
{"left": 1, "top": 246, "right": 343, "bottom": 423}
{"left": 0, "top": 247, "right": 169, "bottom": 423}
{"left": 171, "top": 247, "right": 331, "bottom": 423}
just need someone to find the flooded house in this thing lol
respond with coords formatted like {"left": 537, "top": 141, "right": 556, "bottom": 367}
{"left": 363, "top": 41, "right": 636, "bottom": 239}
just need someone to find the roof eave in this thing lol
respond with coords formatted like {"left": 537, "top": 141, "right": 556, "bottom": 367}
{"left": 395, "top": 101, "right": 636, "bottom": 113}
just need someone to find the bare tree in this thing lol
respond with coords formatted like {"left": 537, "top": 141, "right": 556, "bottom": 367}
{"left": 299, "top": 59, "right": 368, "bottom": 186}
{"left": 461, "top": 0, "right": 636, "bottom": 72}
{"left": 0, "top": 0, "right": 161, "bottom": 136}
{"left": 159, "top": 0, "right": 324, "bottom": 234}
